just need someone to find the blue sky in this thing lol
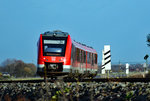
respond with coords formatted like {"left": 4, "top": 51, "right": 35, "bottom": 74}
{"left": 0, "top": 0, "right": 150, "bottom": 64}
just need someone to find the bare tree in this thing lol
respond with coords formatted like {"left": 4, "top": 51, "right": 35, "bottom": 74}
{"left": 147, "top": 34, "right": 150, "bottom": 46}
{"left": 0, "top": 59, "right": 36, "bottom": 77}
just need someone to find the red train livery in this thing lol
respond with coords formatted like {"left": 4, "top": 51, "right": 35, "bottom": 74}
{"left": 37, "top": 31, "right": 98, "bottom": 77}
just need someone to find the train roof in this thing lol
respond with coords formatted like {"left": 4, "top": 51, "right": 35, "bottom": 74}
{"left": 42, "top": 31, "right": 69, "bottom": 37}
{"left": 72, "top": 40, "right": 97, "bottom": 54}
{"left": 41, "top": 31, "right": 97, "bottom": 54}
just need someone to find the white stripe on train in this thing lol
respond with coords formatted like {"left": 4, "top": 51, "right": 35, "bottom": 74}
{"left": 63, "top": 65, "right": 97, "bottom": 73}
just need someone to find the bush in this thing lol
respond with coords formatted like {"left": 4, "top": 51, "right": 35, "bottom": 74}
{"left": 145, "top": 70, "right": 150, "bottom": 78}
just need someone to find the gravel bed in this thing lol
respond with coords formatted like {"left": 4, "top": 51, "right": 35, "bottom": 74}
{"left": 0, "top": 81, "right": 150, "bottom": 101}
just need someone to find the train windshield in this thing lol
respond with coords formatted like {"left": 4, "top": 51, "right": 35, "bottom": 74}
{"left": 42, "top": 37, "right": 67, "bottom": 56}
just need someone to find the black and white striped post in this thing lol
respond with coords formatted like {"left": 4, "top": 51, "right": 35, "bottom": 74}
{"left": 101, "top": 45, "right": 111, "bottom": 75}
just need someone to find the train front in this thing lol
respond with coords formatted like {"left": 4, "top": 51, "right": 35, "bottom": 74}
{"left": 37, "top": 31, "right": 72, "bottom": 77}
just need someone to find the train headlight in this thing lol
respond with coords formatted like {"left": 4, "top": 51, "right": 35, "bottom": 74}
{"left": 64, "top": 59, "right": 66, "bottom": 63}
{"left": 37, "top": 64, "right": 45, "bottom": 72}
{"left": 38, "top": 64, "right": 44, "bottom": 68}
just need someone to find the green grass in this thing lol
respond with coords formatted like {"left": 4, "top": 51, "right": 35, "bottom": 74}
{"left": 0, "top": 77, "right": 44, "bottom": 81}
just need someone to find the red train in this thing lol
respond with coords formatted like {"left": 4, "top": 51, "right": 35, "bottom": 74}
{"left": 37, "top": 31, "right": 98, "bottom": 78}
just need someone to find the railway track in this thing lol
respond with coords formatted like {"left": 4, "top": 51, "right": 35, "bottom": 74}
{"left": 0, "top": 78, "right": 150, "bottom": 83}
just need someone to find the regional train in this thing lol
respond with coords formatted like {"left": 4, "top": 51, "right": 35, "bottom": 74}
{"left": 37, "top": 31, "right": 98, "bottom": 78}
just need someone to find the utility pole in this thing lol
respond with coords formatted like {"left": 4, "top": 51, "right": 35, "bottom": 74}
{"left": 144, "top": 54, "right": 149, "bottom": 76}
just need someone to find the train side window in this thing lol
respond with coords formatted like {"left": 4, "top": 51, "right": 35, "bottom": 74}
{"left": 92, "top": 53, "right": 94, "bottom": 66}
{"left": 74, "top": 46, "right": 76, "bottom": 60}
{"left": 82, "top": 50, "right": 85, "bottom": 63}
{"left": 71, "top": 44, "right": 73, "bottom": 59}
{"left": 84, "top": 51, "right": 86, "bottom": 63}
{"left": 80, "top": 50, "right": 81, "bottom": 62}
{"left": 75, "top": 48, "right": 77, "bottom": 61}
{"left": 80, "top": 50, "right": 82, "bottom": 63}
{"left": 87, "top": 52, "right": 88, "bottom": 63}
{"left": 93, "top": 54, "right": 95, "bottom": 64}
{"left": 89, "top": 53, "right": 91, "bottom": 63}
{"left": 95, "top": 54, "right": 97, "bottom": 64}
{"left": 87, "top": 52, "right": 91, "bottom": 63}
{"left": 71, "top": 44, "right": 75, "bottom": 61}
{"left": 76, "top": 48, "right": 78, "bottom": 61}
{"left": 80, "top": 49, "right": 82, "bottom": 62}
{"left": 77, "top": 48, "right": 80, "bottom": 62}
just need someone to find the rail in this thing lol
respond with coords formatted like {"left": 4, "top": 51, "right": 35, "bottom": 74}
{"left": 0, "top": 78, "right": 150, "bottom": 83}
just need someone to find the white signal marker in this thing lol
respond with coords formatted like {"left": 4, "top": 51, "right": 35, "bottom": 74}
{"left": 101, "top": 45, "right": 111, "bottom": 74}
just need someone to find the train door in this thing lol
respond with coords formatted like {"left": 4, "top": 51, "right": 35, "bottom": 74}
{"left": 79, "top": 49, "right": 82, "bottom": 73}
{"left": 80, "top": 50, "right": 84, "bottom": 73}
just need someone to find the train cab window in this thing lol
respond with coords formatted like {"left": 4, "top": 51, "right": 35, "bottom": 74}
{"left": 44, "top": 46, "right": 62, "bottom": 53}
{"left": 42, "top": 36, "right": 67, "bottom": 56}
